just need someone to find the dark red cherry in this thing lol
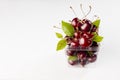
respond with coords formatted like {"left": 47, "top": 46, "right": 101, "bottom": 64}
{"left": 91, "top": 25, "right": 97, "bottom": 32}
{"left": 70, "top": 41, "right": 79, "bottom": 48}
{"left": 64, "top": 36, "right": 72, "bottom": 45}
{"left": 80, "top": 19, "right": 92, "bottom": 32}
{"left": 71, "top": 18, "right": 79, "bottom": 28}
{"left": 79, "top": 37, "right": 92, "bottom": 47}
{"left": 73, "top": 37, "right": 79, "bottom": 43}
{"left": 80, "top": 60, "right": 87, "bottom": 67}
{"left": 68, "top": 60, "right": 77, "bottom": 65}
{"left": 91, "top": 41, "right": 98, "bottom": 47}
{"left": 74, "top": 32, "right": 81, "bottom": 38}
{"left": 77, "top": 51, "right": 87, "bottom": 60}
{"left": 78, "top": 21, "right": 83, "bottom": 30}
{"left": 66, "top": 50, "right": 75, "bottom": 56}
{"left": 90, "top": 41, "right": 99, "bottom": 52}
{"left": 82, "top": 32, "right": 94, "bottom": 39}
{"left": 88, "top": 54, "right": 97, "bottom": 63}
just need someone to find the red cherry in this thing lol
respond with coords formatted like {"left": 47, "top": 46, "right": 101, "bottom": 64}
{"left": 80, "top": 60, "right": 87, "bottom": 67}
{"left": 77, "top": 51, "right": 87, "bottom": 60}
{"left": 79, "top": 37, "right": 92, "bottom": 47}
{"left": 91, "top": 25, "right": 97, "bottom": 32}
{"left": 71, "top": 18, "right": 79, "bottom": 28}
{"left": 88, "top": 54, "right": 97, "bottom": 63}
{"left": 82, "top": 32, "right": 94, "bottom": 39}
{"left": 66, "top": 50, "right": 75, "bottom": 56}
{"left": 74, "top": 32, "right": 81, "bottom": 38}
{"left": 68, "top": 59, "right": 78, "bottom": 65}
{"left": 78, "top": 21, "right": 83, "bottom": 30}
{"left": 70, "top": 41, "right": 79, "bottom": 48}
{"left": 90, "top": 41, "right": 99, "bottom": 52}
{"left": 73, "top": 37, "right": 79, "bottom": 43}
{"left": 80, "top": 19, "right": 92, "bottom": 32}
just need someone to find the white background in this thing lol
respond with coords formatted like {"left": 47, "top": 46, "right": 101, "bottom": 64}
{"left": 0, "top": 0, "right": 120, "bottom": 80}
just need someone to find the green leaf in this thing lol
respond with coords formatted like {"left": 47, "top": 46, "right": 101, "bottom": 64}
{"left": 93, "top": 35, "right": 103, "bottom": 42}
{"left": 56, "top": 39, "right": 67, "bottom": 51}
{"left": 62, "top": 21, "right": 75, "bottom": 37}
{"left": 92, "top": 32, "right": 98, "bottom": 38}
{"left": 92, "top": 19, "right": 100, "bottom": 28}
{"left": 56, "top": 32, "right": 63, "bottom": 38}
{"left": 68, "top": 56, "right": 77, "bottom": 61}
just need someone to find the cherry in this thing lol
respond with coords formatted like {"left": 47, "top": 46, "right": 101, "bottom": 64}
{"left": 78, "top": 21, "right": 83, "bottom": 30}
{"left": 80, "top": 60, "right": 87, "bottom": 67}
{"left": 68, "top": 60, "right": 78, "bottom": 65}
{"left": 88, "top": 54, "right": 97, "bottom": 63}
{"left": 77, "top": 51, "right": 87, "bottom": 60}
{"left": 91, "top": 41, "right": 98, "bottom": 47}
{"left": 73, "top": 37, "right": 79, "bottom": 43}
{"left": 90, "top": 41, "right": 99, "bottom": 52}
{"left": 74, "top": 31, "right": 81, "bottom": 38}
{"left": 91, "top": 25, "right": 97, "bottom": 32}
{"left": 70, "top": 41, "right": 79, "bottom": 48}
{"left": 82, "top": 32, "right": 94, "bottom": 39}
{"left": 71, "top": 18, "right": 79, "bottom": 28}
{"left": 64, "top": 36, "right": 72, "bottom": 45}
{"left": 68, "top": 56, "right": 78, "bottom": 65}
{"left": 80, "top": 19, "right": 92, "bottom": 32}
{"left": 79, "top": 37, "right": 92, "bottom": 47}
{"left": 66, "top": 50, "right": 75, "bottom": 56}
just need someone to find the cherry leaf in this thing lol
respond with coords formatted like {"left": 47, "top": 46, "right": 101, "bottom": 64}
{"left": 68, "top": 56, "right": 78, "bottom": 61}
{"left": 56, "top": 39, "right": 67, "bottom": 51}
{"left": 92, "top": 19, "right": 100, "bottom": 28}
{"left": 62, "top": 21, "right": 75, "bottom": 37}
{"left": 93, "top": 35, "right": 103, "bottom": 42}
{"left": 56, "top": 32, "right": 63, "bottom": 38}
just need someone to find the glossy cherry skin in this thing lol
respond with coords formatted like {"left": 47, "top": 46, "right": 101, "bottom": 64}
{"left": 71, "top": 18, "right": 79, "bottom": 28}
{"left": 70, "top": 41, "right": 79, "bottom": 48}
{"left": 66, "top": 50, "right": 75, "bottom": 56}
{"left": 74, "top": 32, "right": 81, "bottom": 39}
{"left": 68, "top": 59, "right": 78, "bottom": 65}
{"left": 77, "top": 51, "right": 87, "bottom": 60}
{"left": 79, "top": 37, "right": 92, "bottom": 47}
{"left": 80, "top": 19, "right": 92, "bottom": 32}
{"left": 91, "top": 25, "right": 97, "bottom": 32}
{"left": 90, "top": 41, "right": 99, "bottom": 52}
{"left": 78, "top": 21, "right": 83, "bottom": 30}
{"left": 82, "top": 32, "right": 94, "bottom": 39}
{"left": 80, "top": 60, "right": 87, "bottom": 67}
{"left": 91, "top": 41, "right": 98, "bottom": 47}
{"left": 88, "top": 54, "right": 97, "bottom": 63}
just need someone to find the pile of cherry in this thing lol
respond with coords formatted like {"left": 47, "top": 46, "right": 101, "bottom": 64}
{"left": 65, "top": 18, "right": 99, "bottom": 66}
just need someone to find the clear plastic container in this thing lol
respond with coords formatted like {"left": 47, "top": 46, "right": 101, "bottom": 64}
{"left": 66, "top": 42, "right": 99, "bottom": 66}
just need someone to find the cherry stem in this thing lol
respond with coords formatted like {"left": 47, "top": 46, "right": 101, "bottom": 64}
{"left": 94, "top": 15, "right": 100, "bottom": 20}
{"left": 70, "top": 6, "right": 77, "bottom": 17}
{"left": 80, "top": 4, "right": 92, "bottom": 19}
{"left": 53, "top": 26, "right": 61, "bottom": 29}
{"left": 84, "top": 5, "right": 92, "bottom": 18}
{"left": 80, "top": 4, "right": 86, "bottom": 17}
{"left": 69, "top": 20, "right": 72, "bottom": 22}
